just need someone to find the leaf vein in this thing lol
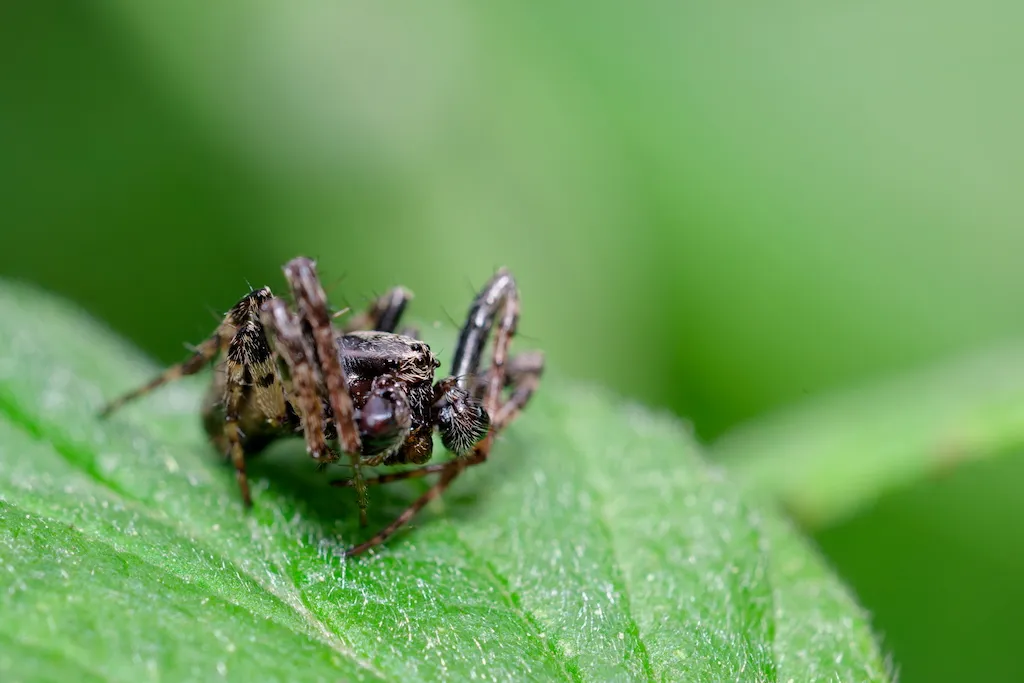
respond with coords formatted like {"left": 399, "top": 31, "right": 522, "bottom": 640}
{"left": 0, "top": 388, "right": 135, "bottom": 502}
{"left": 577, "top": 469, "right": 656, "bottom": 682}
{"left": 444, "top": 521, "right": 581, "bottom": 683}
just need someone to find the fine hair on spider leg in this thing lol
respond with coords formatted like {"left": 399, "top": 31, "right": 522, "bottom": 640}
{"left": 99, "top": 286, "right": 285, "bottom": 506}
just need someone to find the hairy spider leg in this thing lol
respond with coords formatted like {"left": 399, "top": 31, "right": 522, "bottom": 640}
{"left": 100, "top": 288, "right": 283, "bottom": 506}
{"left": 260, "top": 297, "right": 335, "bottom": 466}
{"left": 97, "top": 336, "right": 220, "bottom": 417}
{"left": 342, "top": 287, "right": 413, "bottom": 334}
{"left": 220, "top": 295, "right": 288, "bottom": 505}
{"left": 282, "top": 258, "right": 369, "bottom": 525}
{"left": 491, "top": 350, "right": 545, "bottom": 429}
{"left": 344, "top": 463, "right": 464, "bottom": 557}
{"left": 97, "top": 290, "right": 274, "bottom": 417}
{"left": 343, "top": 268, "right": 544, "bottom": 557}
{"left": 331, "top": 463, "right": 448, "bottom": 489}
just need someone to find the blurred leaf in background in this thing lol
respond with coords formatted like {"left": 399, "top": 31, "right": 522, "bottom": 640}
{"left": 3, "top": 1, "right": 1024, "bottom": 681}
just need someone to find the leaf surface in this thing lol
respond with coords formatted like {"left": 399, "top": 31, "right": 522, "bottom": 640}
{"left": 0, "top": 282, "right": 889, "bottom": 682}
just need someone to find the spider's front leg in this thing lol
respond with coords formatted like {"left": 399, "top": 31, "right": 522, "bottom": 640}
{"left": 342, "top": 268, "right": 544, "bottom": 557}
{"left": 281, "top": 257, "right": 370, "bottom": 525}
{"left": 101, "top": 287, "right": 288, "bottom": 506}
{"left": 218, "top": 291, "right": 290, "bottom": 505}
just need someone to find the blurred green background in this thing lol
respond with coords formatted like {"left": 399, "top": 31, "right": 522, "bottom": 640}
{"left": 3, "top": 2, "right": 1023, "bottom": 680}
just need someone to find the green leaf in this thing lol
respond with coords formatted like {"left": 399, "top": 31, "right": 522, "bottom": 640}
{"left": 0, "top": 281, "right": 890, "bottom": 682}
{"left": 716, "top": 345, "right": 1024, "bottom": 528}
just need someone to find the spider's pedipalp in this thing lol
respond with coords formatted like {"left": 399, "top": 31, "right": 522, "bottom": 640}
{"left": 432, "top": 378, "right": 489, "bottom": 455}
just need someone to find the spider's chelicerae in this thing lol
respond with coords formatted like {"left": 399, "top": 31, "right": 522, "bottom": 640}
{"left": 101, "top": 257, "right": 543, "bottom": 556}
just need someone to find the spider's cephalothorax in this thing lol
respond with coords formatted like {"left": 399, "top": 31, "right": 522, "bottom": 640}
{"left": 100, "top": 257, "right": 543, "bottom": 556}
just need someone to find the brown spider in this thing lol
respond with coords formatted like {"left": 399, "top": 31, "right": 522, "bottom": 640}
{"left": 100, "top": 257, "right": 543, "bottom": 557}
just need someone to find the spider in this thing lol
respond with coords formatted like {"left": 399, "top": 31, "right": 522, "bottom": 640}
{"left": 100, "top": 257, "right": 543, "bottom": 557}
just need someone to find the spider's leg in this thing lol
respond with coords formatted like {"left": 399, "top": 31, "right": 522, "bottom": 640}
{"left": 491, "top": 350, "right": 545, "bottom": 430}
{"left": 100, "top": 288, "right": 273, "bottom": 417}
{"left": 330, "top": 463, "right": 448, "bottom": 489}
{"left": 99, "top": 337, "right": 219, "bottom": 417}
{"left": 342, "top": 286, "right": 413, "bottom": 333}
{"left": 261, "top": 297, "right": 337, "bottom": 465}
{"left": 283, "top": 257, "right": 368, "bottom": 524}
{"left": 343, "top": 464, "right": 463, "bottom": 557}
{"left": 220, "top": 290, "right": 289, "bottom": 506}
{"left": 451, "top": 268, "right": 519, "bottom": 411}
{"left": 221, "top": 375, "right": 252, "bottom": 506}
